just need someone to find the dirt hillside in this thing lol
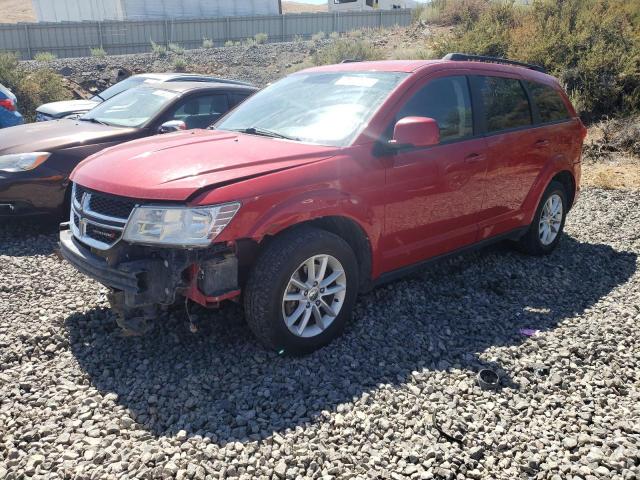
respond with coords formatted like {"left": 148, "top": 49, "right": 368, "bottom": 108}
{"left": 282, "top": 2, "right": 327, "bottom": 13}
{"left": 0, "top": 0, "right": 36, "bottom": 23}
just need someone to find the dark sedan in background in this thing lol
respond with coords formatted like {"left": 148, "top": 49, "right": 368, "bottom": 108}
{"left": 0, "top": 81, "right": 257, "bottom": 218}
{"left": 35, "top": 72, "right": 252, "bottom": 122}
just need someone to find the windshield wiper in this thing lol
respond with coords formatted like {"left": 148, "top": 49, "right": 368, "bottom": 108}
{"left": 79, "top": 117, "right": 110, "bottom": 126}
{"left": 233, "top": 127, "right": 299, "bottom": 141}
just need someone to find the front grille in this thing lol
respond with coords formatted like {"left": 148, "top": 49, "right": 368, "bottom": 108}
{"left": 86, "top": 223, "right": 122, "bottom": 244}
{"left": 71, "top": 183, "right": 136, "bottom": 250}
{"left": 74, "top": 185, "right": 136, "bottom": 220}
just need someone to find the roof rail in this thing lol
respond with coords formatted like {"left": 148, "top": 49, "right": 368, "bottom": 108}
{"left": 341, "top": 59, "right": 361, "bottom": 63}
{"left": 442, "top": 53, "right": 547, "bottom": 74}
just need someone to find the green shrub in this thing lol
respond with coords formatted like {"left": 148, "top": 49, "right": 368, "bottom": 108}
{"left": 312, "top": 31, "right": 326, "bottom": 41}
{"left": 244, "top": 38, "right": 257, "bottom": 47}
{"left": 34, "top": 52, "right": 57, "bottom": 62}
{"left": 389, "top": 46, "right": 436, "bottom": 60}
{"left": 254, "top": 33, "right": 268, "bottom": 44}
{"left": 202, "top": 37, "right": 214, "bottom": 49}
{"left": 150, "top": 40, "right": 167, "bottom": 57}
{"left": 313, "top": 38, "right": 384, "bottom": 66}
{"left": 329, "top": 31, "right": 340, "bottom": 39}
{"left": 168, "top": 43, "right": 185, "bottom": 55}
{"left": 431, "top": 0, "right": 640, "bottom": 120}
{"left": 172, "top": 57, "right": 187, "bottom": 72}
{"left": 0, "top": 52, "right": 70, "bottom": 122}
{"left": 90, "top": 47, "right": 107, "bottom": 57}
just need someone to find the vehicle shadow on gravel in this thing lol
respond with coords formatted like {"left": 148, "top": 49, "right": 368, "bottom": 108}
{"left": 0, "top": 218, "right": 61, "bottom": 257}
{"left": 65, "top": 236, "right": 637, "bottom": 445}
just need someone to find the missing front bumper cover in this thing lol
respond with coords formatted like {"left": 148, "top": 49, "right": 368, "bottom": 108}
{"left": 59, "top": 228, "right": 239, "bottom": 308}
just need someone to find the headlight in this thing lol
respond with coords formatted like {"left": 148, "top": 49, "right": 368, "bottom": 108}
{"left": 123, "top": 202, "right": 241, "bottom": 247}
{"left": 0, "top": 152, "right": 51, "bottom": 173}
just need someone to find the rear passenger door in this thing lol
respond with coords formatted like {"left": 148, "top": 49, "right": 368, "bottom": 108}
{"left": 470, "top": 75, "right": 544, "bottom": 239}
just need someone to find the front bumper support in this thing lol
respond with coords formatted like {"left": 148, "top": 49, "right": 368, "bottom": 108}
{"left": 59, "top": 228, "right": 240, "bottom": 308}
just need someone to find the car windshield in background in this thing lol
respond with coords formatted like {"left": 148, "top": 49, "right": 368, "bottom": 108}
{"left": 216, "top": 71, "right": 408, "bottom": 147}
{"left": 81, "top": 87, "right": 178, "bottom": 128}
{"left": 92, "top": 76, "right": 149, "bottom": 102}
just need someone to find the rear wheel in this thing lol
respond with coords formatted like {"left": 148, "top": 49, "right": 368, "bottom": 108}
{"left": 517, "top": 181, "right": 567, "bottom": 255}
{"left": 244, "top": 227, "right": 359, "bottom": 354}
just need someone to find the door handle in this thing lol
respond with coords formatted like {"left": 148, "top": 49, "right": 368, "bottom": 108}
{"left": 464, "top": 153, "right": 486, "bottom": 164}
{"left": 534, "top": 139, "right": 550, "bottom": 148}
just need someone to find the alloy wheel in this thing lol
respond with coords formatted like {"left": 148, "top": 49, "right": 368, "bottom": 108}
{"left": 539, "top": 193, "right": 563, "bottom": 246}
{"left": 281, "top": 254, "right": 347, "bottom": 338}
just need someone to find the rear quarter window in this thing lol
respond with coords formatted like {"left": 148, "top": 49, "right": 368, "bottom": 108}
{"left": 474, "top": 76, "right": 532, "bottom": 133}
{"left": 525, "top": 81, "right": 571, "bottom": 123}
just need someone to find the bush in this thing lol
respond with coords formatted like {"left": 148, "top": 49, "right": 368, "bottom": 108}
{"left": 389, "top": 46, "right": 436, "bottom": 60}
{"left": 414, "top": 0, "right": 489, "bottom": 25}
{"left": 90, "top": 47, "right": 107, "bottom": 57}
{"left": 329, "top": 31, "right": 340, "bottom": 39}
{"left": 168, "top": 43, "right": 185, "bottom": 55}
{"left": 312, "top": 31, "right": 326, "bottom": 41}
{"left": 150, "top": 40, "right": 167, "bottom": 57}
{"left": 313, "top": 38, "right": 384, "bottom": 66}
{"left": 254, "top": 33, "right": 268, "bottom": 44}
{"left": 431, "top": 0, "right": 640, "bottom": 120}
{"left": 202, "top": 37, "right": 214, "bottom": 49}
{"left": 0, "top": 53, "right": 69, "bottom": 122}
{"left": 172, "top": 57, "right": 187, "bottom": 72}
{"left": 34, "top": 52, "right": 57, "bottom": 62}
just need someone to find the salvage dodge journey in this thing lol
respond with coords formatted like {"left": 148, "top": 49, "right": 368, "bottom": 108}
{"left": 60, "top": 54, "right": 586, "bottom": 354}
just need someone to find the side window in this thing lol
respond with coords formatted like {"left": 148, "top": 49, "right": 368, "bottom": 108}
{"left": 525, "top": 81, "right": 570, "bottom": 124}
{"left": 229, "top": 93, "right": 250, "bottom": 109}
{"left": 396, "top": 76, "right": 473, "bottom": 142}
{"left": 168, "top": 94, "right": 230, "bottom": 129}
{"left": 475, "top": 76, "right": 532, "bottom": 133}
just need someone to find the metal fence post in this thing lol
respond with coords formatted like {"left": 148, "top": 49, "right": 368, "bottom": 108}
{"left": 24, "top": 24, "right": 32, "bottom": 59}
{"left": 97, "top": 21, "right": 103, "bottom": 48}
{"left": 281, "top": 13, "right": 286, "bottom": 42}
{"left": 164, "top": 19, "right": 169, "bottom": 46}
{"left": 379, "top": 9, "right": 383, "bottom": 28}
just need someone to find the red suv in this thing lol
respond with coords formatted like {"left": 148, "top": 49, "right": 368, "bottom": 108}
{"left": 60, "top": 54, "right": 586, "bottom": 353}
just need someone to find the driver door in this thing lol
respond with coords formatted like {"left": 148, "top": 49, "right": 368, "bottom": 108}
{"left": 380, "top": 74, "right": 489, "bottom": 273}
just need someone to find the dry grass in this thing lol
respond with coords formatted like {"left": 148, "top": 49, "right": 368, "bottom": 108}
{"left": 582, "top": 157, "right": 640, "bottom": 190}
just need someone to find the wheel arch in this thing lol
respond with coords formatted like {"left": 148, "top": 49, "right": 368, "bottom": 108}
{"left": 551, "top": 170, "right": 576, "bottom": 210}
{"left": 250, "top": 216, "right": 374, "bottom": 293}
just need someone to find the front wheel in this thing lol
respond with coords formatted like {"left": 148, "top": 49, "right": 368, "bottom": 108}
{"left": 517, "top": 180, "right": 567, "bottom": 255}
{"left": 244, "top": 227, "right": 359, "bottom": 354}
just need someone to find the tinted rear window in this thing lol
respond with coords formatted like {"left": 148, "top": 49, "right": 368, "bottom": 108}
{"left": 525, "top": 81, "right": 571, "bottom": 123}
{"left": 475, "top": 76, "right": 532, "bottom": 133}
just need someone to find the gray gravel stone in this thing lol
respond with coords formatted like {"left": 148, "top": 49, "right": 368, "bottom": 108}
{"left": 1, "top": 187, "right": 639, "bottom": 480}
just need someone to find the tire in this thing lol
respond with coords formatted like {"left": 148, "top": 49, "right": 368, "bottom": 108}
{"left": 244, "top": 226, "right": 359, "bottom": 354}
{"left": 517, "top": 180, "right": 567, "bottom": 255}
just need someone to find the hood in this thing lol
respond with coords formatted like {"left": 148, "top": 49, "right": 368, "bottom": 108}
{"left": 0, "top": 119, "right": 139, "bottom": 154}
{"left": 71, "top": 129, "right": 339, "bottom": 201}
{"left": 37, "top": 99, "right": 100, "bottom": 118}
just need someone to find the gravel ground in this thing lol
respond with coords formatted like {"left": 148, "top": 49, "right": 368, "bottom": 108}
{"left": 1, "top": 187, "right": 639, "bottom": 479}
{"left": 21, "top": 40, "right": 330, "bottom": 93}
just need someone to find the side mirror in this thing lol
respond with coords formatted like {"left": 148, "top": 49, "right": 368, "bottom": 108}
{"left": 158, "top": 120, "right": 187, "bottom": 134}
{"left": 390, "top": 116, "right": 440, "bottom": 149}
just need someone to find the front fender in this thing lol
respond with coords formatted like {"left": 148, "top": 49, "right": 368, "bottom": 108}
{"left": 220, "top": 186, "right": 380, "bottom": 246}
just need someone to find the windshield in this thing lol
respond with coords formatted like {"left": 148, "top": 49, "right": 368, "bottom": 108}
{"left": 81, "top": 87, "right": 178, "bottom": 128}
{"left": 92, "top": 76, "right": 151, "bottom": 101}
{"left": 216, "top": 71, "right": 408, "bottom": 147}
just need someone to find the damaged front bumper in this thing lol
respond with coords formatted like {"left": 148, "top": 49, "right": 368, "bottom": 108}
{"left": 59, "top": 226, "right": 241, "bottom": 308}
